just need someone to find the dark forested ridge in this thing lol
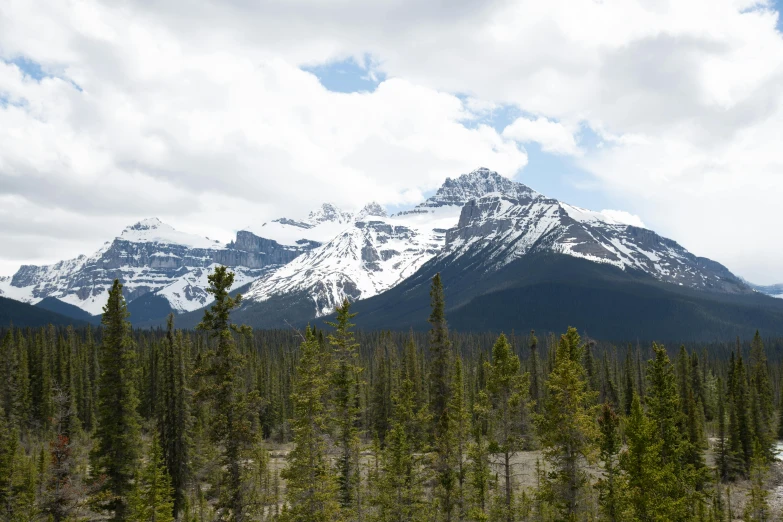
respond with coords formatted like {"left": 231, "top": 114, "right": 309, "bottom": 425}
{"left": 2, "top": 266, "right": 783, "bottom": 520}
{"left": 166, "top": 253, "right": 783, "bottom": 342}
{"left": 0, "top": 295, "right": 89, "bottom": 328}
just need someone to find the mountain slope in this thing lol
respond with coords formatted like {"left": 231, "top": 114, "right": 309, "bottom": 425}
{"left": 0, "top": 296, "right": 89, "bottom": 327}
{"left": 232, "top": 168, "right": 755, "bottom": 331}
{"left": 35, "top": 297, "right": 100, "bottom": 324}
{"left": 347, "top": 252, "right": 783, "bottom": 341}
{"left": 0, "top": 218, "right": 298, "bottom": 318}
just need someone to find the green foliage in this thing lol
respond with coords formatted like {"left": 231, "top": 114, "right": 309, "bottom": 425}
{"left": 127, "top": 435, "right": 175, "bottom": 522}
{"left": 93, "top": 279, "right": 142, "bottom": 520}
{"left": 282, "top": 327, "right": 342, "bottom": 522}
{"left": 535, "top": 327, "right": 598, "bottom": 521}
{"left": 326, "top": 299, "right": 364, "bottom": 517}
{"left": 196, "top": 266, "right": 259, "bottom": 521}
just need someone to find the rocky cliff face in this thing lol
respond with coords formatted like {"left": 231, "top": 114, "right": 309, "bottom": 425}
{"left": 0, "top": 167, "right": 758, "bottom": 323}
{"left": 1, "top": 217, "right": 316, "bottom": 315}
{"left": 444, "top": 189, "right": 749, "bottom": 294}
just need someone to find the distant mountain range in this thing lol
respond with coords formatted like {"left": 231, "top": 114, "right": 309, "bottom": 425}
{"left": 2, "top": 168, "right": 782, "bottom": 340}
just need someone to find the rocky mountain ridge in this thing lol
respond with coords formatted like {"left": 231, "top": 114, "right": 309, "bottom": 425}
{"left": 0, "top": 167, "right": 765, "bottom": 325}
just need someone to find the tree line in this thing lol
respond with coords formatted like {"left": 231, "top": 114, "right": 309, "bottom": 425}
{"left": 1, "top": 266, "right": 782, "bottom": 521}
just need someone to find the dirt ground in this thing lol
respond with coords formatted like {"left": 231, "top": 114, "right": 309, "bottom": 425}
{"left": 264, "top": 440, "right": 783, "bottom": 519}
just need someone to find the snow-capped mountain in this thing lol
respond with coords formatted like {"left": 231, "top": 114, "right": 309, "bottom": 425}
{"left": 241, "top": 199, "right": 461, "bottom": 316}
{"left": 0, "top": 218, "right": 304, "bottom": 315}
{"left": 443, "top": 187, "right": 747, "bottom": 293}
{"left": 238, "top": 167, "right": 519, "bottom": 316}
{"left": 238, "top": 167, "right": 749, "bottom": 322}
{"left": 0, "top": 167, "right": 765, "bottom": 329}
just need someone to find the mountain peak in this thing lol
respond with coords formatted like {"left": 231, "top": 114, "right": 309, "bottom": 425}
{"left": 119, "top": 218, "right": 221, "bottom": 249}
{"left": 308, "top": 203, "right": 353, "bottom": 224}
{"left": 125, "top": 217, "right": 166, "bottom": 232}
{"left": 421, "top": 167, "right": 535, "bottom": 208}
{"left": 357, "top": 201, "right": 387, "bottom": 220}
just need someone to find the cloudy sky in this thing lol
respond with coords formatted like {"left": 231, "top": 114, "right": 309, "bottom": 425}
{"left": 1, "top": 0, "right": 782, "bottom": 284}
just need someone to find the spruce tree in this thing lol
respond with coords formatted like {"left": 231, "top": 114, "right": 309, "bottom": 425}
{"left": 159, "top": 316, "right": 191, "bottom": 518}
{"left": 428, "top": 273, "right": 458, "bottom": 522}
{"left": 326, "top": 299, "right": 364, "bottom": 518}
{"left": 535, "top": 327, "right": 598, "bottom": 520}
{"left": 485, "top": 333, "right": 528, "bottom": 522}
{"left": 93, "top": 279, "right": 142, "bottom": 520}
{"left": 748, "top": 331, "right": 774, "bottom": 461}
{"left": 596, "top": 402, "right": 624, "bottom": 521}
{"left": 620, "top": 393, "right": 672, "bottom": 520}
{"left": 528, "top": 331, "right": 540, "bottom": 414}
{"left": 467, "top": 389, "right": 492, "bottom": 522}
{"left": 371, "top": 378, "right": 432, "bottom": 522}
{"left": 196, "top": 266, "right": 258, "bottom": 521}
{"left": 127, "top": 435, "right": 175, "bottom": 522}
{"left": 282, "top": 327, "right": 341, "bottom": 522}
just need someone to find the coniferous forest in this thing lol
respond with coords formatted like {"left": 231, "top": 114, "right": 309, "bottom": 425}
{"left": 3, "top": 266, "right": 783, "bottom": 521}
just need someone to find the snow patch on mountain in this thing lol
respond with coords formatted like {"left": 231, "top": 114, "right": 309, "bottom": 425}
{"left": 243, "top": 205, "right": 460, "bottom": 316}
{"left": 121, "top": 218, "right": 224, "bottom": 249}
{"left": 242, "top": 203, "right": 354, "bottom": 247}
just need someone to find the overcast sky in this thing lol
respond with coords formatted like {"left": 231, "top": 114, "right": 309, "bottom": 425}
{"left": 1, "top": 0, "right": 782, "bottom": 284}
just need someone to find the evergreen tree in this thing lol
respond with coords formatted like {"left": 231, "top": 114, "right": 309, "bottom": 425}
{"left": 748, "top": 331, "right": 774, "bottom": 461}
{"left": 485, "top": 333, "right": 528, "bottom": 522}
{"left": 371, "top": 379, "right": 432, "bottom": 522}
{"left": 159, "top": 316, "right": 191, "bottom": 518}
{"left": 596, "top": 402, "right": 624, "bottom": 522}
{"left": 429, "top": 273, "right": 453, "bottom": 432}
{"left": 623, "top": 349, "right": 634, "bottom": 416}
{"left": 93, "top": 279, "right": 142, "bottom": 520}
{"left": 127, "top": 435, "right": 175, "bottom": 522}
{"left": 196, "top": 266, "right": 259, "bottom": 521}
{"left": 326, "top": 299, "right": 364, "bottom": 518}
{"left": 535, "top": 327, "right": 598, "bottom": 520}
{"left": 428, "top": 273, "right": 458, "bottom": 522}
{"left": 620, "top": 393, "right": 673, "bottom": 521}
{"left": 743, "top": 448, "right": 771, "bottom": 521}
{"left": 716, "top": 377, "right": 730, "bottom": 482}
{"left": 467, "top": 389, "right": 492, "bottom": 522}
{"left": 528, "top": 331, "right": 540, "bottom": 414}
{"left": 282, "top": 327, "right": 342, "bottom": 522}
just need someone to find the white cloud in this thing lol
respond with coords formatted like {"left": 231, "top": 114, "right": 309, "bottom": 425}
{"left": 502, "top": 117, "right": 581, "bottom": 156}
{"left": 0, "top": 0, "right": 782, "bottom": 283}
{"left": 599, "top": 210, "right": 646, "bottom": 229}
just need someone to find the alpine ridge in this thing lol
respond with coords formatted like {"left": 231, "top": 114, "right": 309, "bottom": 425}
{"left": 1, "top": 167, "right": 779, "bottom": 338}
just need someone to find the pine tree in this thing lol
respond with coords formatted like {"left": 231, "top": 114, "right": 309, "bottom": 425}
{"left": 282, "top": 327, "right": 342, "bottom": 522}
{"left": 159, "top": 316, "right": 191, "bottom": 518}
{"left": 528, "top": 331, "right": 540, "bottom": 414}
{"left": 196, "top": 266, "right": 258, "bottom": 521}
{"left": 41, "top": 387, "right": 88, "bottom": 521}
{"left": 371, "top": 378, "right": 432, "bottom": 522}
{"left": 596, "top": 402, "right": 624, "bottom": 521}
{"left": 743, "top": 448, "right": 771, "bottom": 521}
{"left": 485, "top": 333, "right": 528, "bottom": 522}
{"left": 93, "top": 279, "right": 142, "bottom": 520}
{"left": 428, "top": 273, "right": 458, "bottom": 522}
{"left": 620, "top": 393, "right": 672, "bottom": 520}
{"left": 127, "top": 435, "right": 175, "bottom": 522}
{"left": 716, "top": 377, "right": 729, "bottom": 481}
{"left": 748, "top": 331, "right": 774, "bottom": 461}
{"left": 646, "top": 343, "right": 705, "bottom": 518}
{"left": 429, "top": 273, "right": 453, "bottom": 432}
{"left": 326, "top": 299, "right": 364, "bottom": 518}
{"left": 450, "top": 357, "right": 471, "bottom": 521}
{"left": 467, "top": 389, "right": 492, "bottom": 522}
{"left": 535, "top": 327, "right": 598, "bottom": 520}
{"left": 623, "top": 349, "right": 634, "bottom": 416}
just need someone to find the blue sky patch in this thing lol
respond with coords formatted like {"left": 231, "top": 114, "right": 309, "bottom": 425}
{"left": 303, "top": 55, "right": 385, "bottom": 93}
